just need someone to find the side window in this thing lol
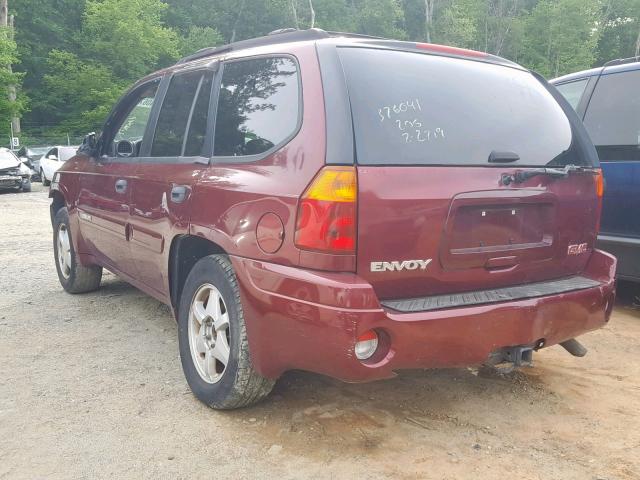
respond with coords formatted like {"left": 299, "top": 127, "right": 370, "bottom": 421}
{"left": 47, "top": 148, "right": 58, "bottom": 159}
{"left": 102, "top": 78, "right": 160, "bottom": 157}
{"left": 59, "top": 147, "right": 76, "bottom": 161}
{"left": 213, "top": 57, "right": 300, "bottom": 157}
{"left": 555, "top": 79, "right": 588, "bottom": 110}
{"left": 151, "top": 71, "right": 209, "bottom": 157}
{"left": 584, "top": 70, "right": 640, "bottom": 147}
{"left": 113, "top": 82, "right": 158, "bottom": 143}
{"left": 184, "top": 72, "right": 214, "bottom": 156}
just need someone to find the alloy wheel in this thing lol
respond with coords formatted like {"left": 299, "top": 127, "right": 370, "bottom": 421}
{"left": 57, "top": 224, "right": 72, "bottom": 279}
{"left": 188, "top": 284, "right": 231, "bottom": 384}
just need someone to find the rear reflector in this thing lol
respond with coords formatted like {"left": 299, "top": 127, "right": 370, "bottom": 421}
{"left": 595, "top": 169, "right": 604, "bottom": 233}
{"left": 595, "top": 169, "right": 604, "bottom": 198}
{"left": 355, "top": 330, "right": 379, "bottom": 361}
{"left": 295, "top": 167, "right": 357, "bottom": 254}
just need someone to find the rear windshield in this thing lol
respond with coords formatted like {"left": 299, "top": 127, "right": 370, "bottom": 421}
{"left": 339, "top": 48, "right": 583, "bottom": 167}
{"left": 59, "top": 147, "right": 77, "bottom": 161}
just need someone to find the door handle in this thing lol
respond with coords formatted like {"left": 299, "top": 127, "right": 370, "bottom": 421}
{"left": 115, "top": 179, "right": 127, "bottom": 194}
{"left": 170, "top": 185, "right": 189, "bottom": 204}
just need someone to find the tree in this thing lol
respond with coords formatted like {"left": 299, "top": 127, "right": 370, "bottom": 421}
{"left": 83, "top": 0, "right": 179, "bottom": 80}
{"left": 354, "top": 0, "right": 404, "bottom": 38}
{"left": 520, "top": 0, "right": 601, "bottom": 77}
{"left": 179, "top": 26, "right": 223, "bottom": 56}
{"left": 38, "top": 50, "right": 125, "bottom": 135}
{"left": 0, "top": 3, "right": 24, "bottom": 141}
{"left": 596, "top": 0, "right": 640, "bottom": 64}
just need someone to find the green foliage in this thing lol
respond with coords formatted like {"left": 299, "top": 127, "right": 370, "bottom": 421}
{"left": 0, "top": 26, "right": 25, "bottom": 138}
{"left": 39, "top": 50, "right": 126, "bottom": 134}
{"left": 520, "top": 0, "right": 601, "bottom": 77}
{"left": 83, "top": 0, "right": 180, "bottom": 80}
{"left": 179, "top": 26, "right": 224, "bottom": 56}
{"left": 596, "top": 0, "right": 640, "bottom": 64}
{"left": 353, "top": 0, "right": 404, "bottom": 38}
{"left": 6, "top": 0, "right": 640, "bottom": 140}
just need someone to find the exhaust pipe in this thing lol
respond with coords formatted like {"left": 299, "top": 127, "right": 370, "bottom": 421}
{"left": 560, "top": 338, "right": 588, "bottom": 357}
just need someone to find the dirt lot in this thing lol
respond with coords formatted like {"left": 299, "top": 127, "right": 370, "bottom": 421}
{"left": 1, "top": 184, "right": 639, "bottom": 480}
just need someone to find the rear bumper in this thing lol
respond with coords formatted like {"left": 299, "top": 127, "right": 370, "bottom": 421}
{"left": 232, "top": 250, "right": 616, "bottom": 382}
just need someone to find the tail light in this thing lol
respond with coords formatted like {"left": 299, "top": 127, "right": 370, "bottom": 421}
{"left": 295, "top": 166, "right": 357, "bottom": 254}
{"left": 354, "top": 330, "right": 379, "bottom": 360}
{"left": 595, "top": 169, "right": 604, "bottom": 233}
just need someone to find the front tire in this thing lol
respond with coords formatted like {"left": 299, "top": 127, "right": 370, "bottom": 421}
{"left": 53, "top": 207, "right": 102, "bottom": 293}
{"left": 178, "top": 255, "right": 275, "bottom": 409}
{"left": 21, "top": 178, "right": 31, "bottom": 192}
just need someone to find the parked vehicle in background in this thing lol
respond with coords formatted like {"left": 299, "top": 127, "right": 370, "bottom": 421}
{"left": 17, "top": 146, "right": 50, "bottom": 181}
{"left": 0, "top": 148, "right": 32, "bottom": 192}
{"left": 40, "top": 146, "right": 78, "bottom": 186}
{"left": 50, "top": 29, "right": 615, "bottom": 409}
{"left": 552, "top": 57, "right": 640, "bottom": 281}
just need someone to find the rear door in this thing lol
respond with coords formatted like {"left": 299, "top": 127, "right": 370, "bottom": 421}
{"left": 77, "top": 79, "right": 160, "bottom": 275}
{"left": 582, "top": 67, "right": 640, "bottom": 238}
{"left": 338, "top": 47, "right": 600, "bottom": 300}
{"left": 129, "top": 68, "right": 215, "bottom": 296}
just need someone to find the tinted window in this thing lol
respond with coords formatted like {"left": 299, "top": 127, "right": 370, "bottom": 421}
{"left": 114, "top": 83, "right": 158, "bottom": 144}
{"left": 584, "top": 69, "right": 640, "bottom": 147}
{"left": 339, "top": 48, "right": 581, "bottom": 167}
{"left": 555, "top": 79, "right": 588, "bottom": 110}
{"left": 213, "top": 57, "right": 299, "bottom": 157}
{"left": 184, "top": 72, "right": 214, "bottom": 156}
{"left": 151, "top": 71, "right": 203, "bottom": 157}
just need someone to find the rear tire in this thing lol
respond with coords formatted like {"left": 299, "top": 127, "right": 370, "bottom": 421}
{"left": 178, "top": 254, "right": 275, "bottom": 409}
{"left": 41, "top": 169, "right": 50, "bottom": 186}
{"left": 53, "top": 207, "right": 102, "bottom": 293}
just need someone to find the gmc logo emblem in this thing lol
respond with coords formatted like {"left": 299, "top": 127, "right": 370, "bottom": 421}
{"left": 567, "top": 243, "right": 588, "bottom": 255}
{"left": 370, "top": 259, "right": 432, "bottom": 272}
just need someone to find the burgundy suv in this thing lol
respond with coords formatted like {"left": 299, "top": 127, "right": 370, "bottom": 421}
{"left": 49, "top": 29, "right": 616, "bottom": 409}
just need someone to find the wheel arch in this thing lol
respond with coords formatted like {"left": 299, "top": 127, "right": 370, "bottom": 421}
{"left": 49, "top": 189, "right": 66, "bottom": 225}
{"left": 169, "top": 235, "right": 228, "bottom": 310}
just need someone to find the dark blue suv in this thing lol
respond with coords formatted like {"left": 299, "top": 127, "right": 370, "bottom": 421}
{"left": 552, "top": 57, "right": 640, "bottom": 281}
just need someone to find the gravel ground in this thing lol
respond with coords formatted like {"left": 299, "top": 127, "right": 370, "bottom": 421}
{"left": 1, "top": 184, "right": 639, "bottom": 480}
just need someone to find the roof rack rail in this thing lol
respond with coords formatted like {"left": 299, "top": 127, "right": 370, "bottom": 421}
{"left": 175, "top": 28, "right": 391, "bottom": 65}
{"left": 603, "top": 55, "right": 640, "bottom": 67}
{"left": 176, "top": 28, "right": 331, "bottom": 65}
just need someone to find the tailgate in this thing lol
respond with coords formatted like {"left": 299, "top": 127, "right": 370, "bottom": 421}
{"left": 357, "top": 166, "right": 598, "bottom": 300}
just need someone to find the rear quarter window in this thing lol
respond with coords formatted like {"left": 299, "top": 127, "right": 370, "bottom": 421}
{"left": 213, "top": 56, "right": 300, "bottom": 158}
{"left": 554, "top": 79, "right": 589, "bottom": 110}
{"left": 339, "top": 48, "right": 581, "bottom": 167}
{"left": 584, "top": 69, "right": 640, "bottom": 147}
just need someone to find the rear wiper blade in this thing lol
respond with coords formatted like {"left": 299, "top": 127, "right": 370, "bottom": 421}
{"left": 502, "top": 164, "right": 598, "bottom": 185}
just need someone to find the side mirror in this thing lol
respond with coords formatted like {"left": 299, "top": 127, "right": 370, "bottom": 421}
{"left": 79, "top": 132, "right": 99, "bottom": 157}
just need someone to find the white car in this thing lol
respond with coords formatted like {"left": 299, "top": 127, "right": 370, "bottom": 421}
{"left": 40, "top": 146, "right": 78, "bottom": 186}
{"left": 0, "top": 148, "right": 32, "bottom": 192}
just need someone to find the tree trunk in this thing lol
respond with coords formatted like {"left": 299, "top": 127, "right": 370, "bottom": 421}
{"left": 290, "top": 0, "right": 299, "bottom": 29}
{"left": 424, "top": 0, "right": 435, "bottom": 43}
{"left": 635, "top": 27, "right": 640, "bottom": 57}
{"left": 230, "top": 0, "right": 246, "bottom": 43}
{"left": 0, "top": 0, "right": 7, "bottom": 26}
{"left": 1, "top": 1, "right": 20, "bottom": 137}
{"left": 308, "top": 0, "right": 315, "bottom": 29}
